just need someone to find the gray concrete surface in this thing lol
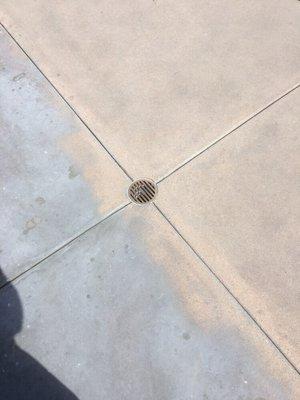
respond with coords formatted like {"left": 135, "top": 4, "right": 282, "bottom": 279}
{"left": 0, "top": 28, "right": 130, "bottom": 284}
{"left": 156, "top": 88, "right": 300, "bottom": 368}
{"left": 0, "top": 0, "right": 299, "bottom": 180}
{"left": 0, "top": 205, "right": 299, "bottom": 399}
{"left": 0, "top": 1, "right": 299, "bottom": 399}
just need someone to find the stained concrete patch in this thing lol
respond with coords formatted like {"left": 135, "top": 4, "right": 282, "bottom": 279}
{"left": 35, "top": 196, "right": 46, "bottom": 205}
{"left": 23, "top": 217, "right": 41, "bottom": 235}
{"left": 0, "top": 205, "right": 298, "bottom": 399}
{"left": 182, "top": 332, "right": 191, "bottom": 341}
{"left": 12, "top": 72, "right": 25, "bottom": 81}
{"left": 0, "top": 27, "right": 129, "bottom": 283}
{"left": 68, "top": 165, "right": 79, "bottom": 179}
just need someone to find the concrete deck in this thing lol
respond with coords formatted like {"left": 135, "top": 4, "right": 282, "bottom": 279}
{"left": 0, "top": 1, "right": 299, "bottom": 399}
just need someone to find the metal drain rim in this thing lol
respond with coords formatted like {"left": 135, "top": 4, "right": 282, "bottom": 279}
{"left": 128, "top": 178, "right": 157, "bottom": 205}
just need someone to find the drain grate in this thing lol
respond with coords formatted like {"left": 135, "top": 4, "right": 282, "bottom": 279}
{"left": 128, "top": 179, "right": 157, "bottom": 205}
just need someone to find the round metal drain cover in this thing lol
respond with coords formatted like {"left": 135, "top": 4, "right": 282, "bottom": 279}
{"left": 128, "top": 179, "right": 157, "bottom": 205}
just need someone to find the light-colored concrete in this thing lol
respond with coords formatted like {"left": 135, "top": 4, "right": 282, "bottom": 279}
{"left": 1, "top": 1, "right": 299, "bottom": 180}
{"left": 0, "top": 27, "right": 130, "bottom": 284}
{"left": 156, "top": 87, "right": 300, "bottom": 369}
{"left": 1, "top": 2, "right": 299, "bottom": 397}
{"left": 0, "top": 204, "right": 299, "bottom": 399}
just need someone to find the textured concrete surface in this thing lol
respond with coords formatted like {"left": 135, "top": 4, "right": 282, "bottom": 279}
{"left": 0, "top": 28, "right": 130, "bottom": 283}
{"left": 0, "top": 1, "right": 299, "bottom": 398}
{"left": 156, "top": 88, "right": 300, "bottom": 369}
{"left": 1, "top": 1, "right": 299, "bottom": 179}
{"left": 0, "top": 205, "right": 299, "bottom": 399}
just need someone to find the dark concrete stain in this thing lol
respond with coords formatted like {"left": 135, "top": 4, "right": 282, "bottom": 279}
{"left": 182, "top": 332, "right": 191, "bottom": 341}
{"left": 68, "top": 165, "right": 79, "bottom": 179}
{"left": 23, "top": 217, "right": 40, "bottom": 235}
{"left": 35, "top": 197, "right": 45, "bottom": 205}
{"left": 86, "top": 294, "right": 91, "bottom": 299}
{"left": 12, "top": 72, "right": 26, "bottom": 82}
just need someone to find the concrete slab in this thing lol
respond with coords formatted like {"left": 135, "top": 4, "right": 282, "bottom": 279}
{"left": 0, "top": 27, "right": 130, "bottom": 284}
{"left": 1, "top": 1, "right": 299, "bottom": 180}
{"left": 0, "top": 204, "right": 299, "bottom": 399}
{"left": 156, "top": 88, "right": 300, "bottom": 369}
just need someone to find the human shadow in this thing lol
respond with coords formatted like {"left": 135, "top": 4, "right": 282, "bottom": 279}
{"left": 0, "top": 268, "right": 79, "bottom": 400}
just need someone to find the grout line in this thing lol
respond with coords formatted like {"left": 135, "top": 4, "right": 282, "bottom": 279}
{"left": 153, "top": 203, "right": 300, "bottom": 375}
{"left": 0, "top": 201, "right": 131, "bottom": 291}
{"left": 156, "top": 83, "right": 300, "bottom": 184}
{"left": 0, "top": 22, "right": 134, "bottom": 182}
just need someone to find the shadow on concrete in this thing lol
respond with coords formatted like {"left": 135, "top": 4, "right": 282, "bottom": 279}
{"left": 0, "top": 268, "right": 78, "bottom": 400}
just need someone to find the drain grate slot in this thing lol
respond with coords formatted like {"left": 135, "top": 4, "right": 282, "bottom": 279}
{"left": 128, "top": 179, "right": 157, "bottom": 205}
